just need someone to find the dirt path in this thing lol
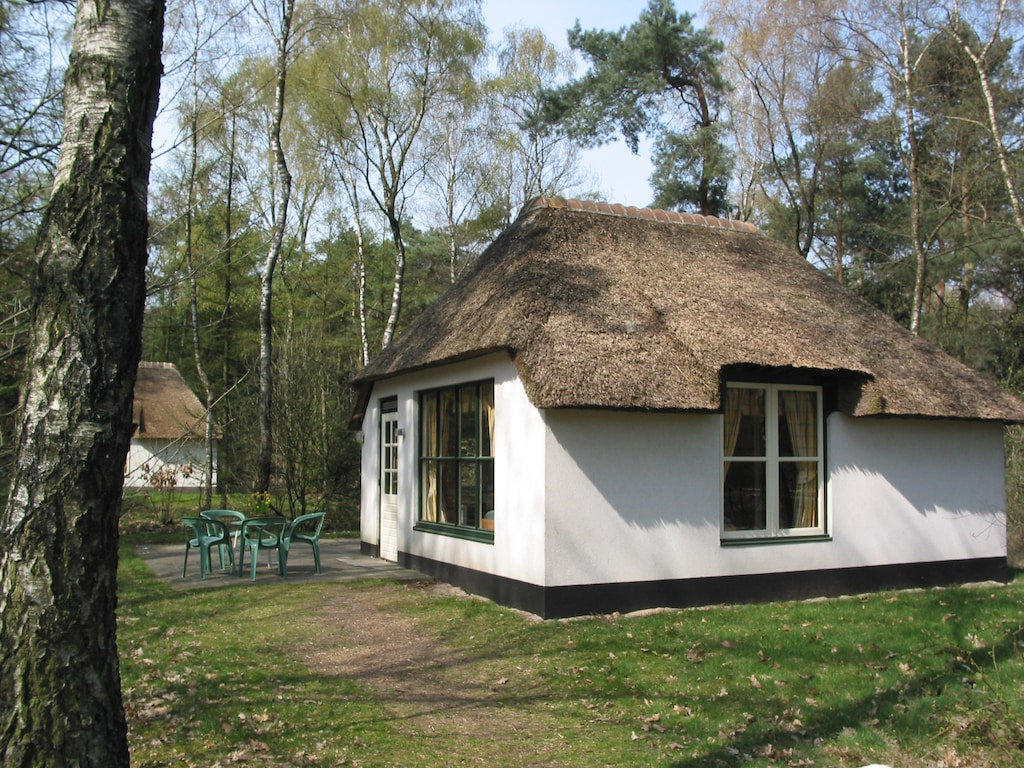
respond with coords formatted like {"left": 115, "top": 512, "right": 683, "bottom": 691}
{"left": 301, "top": 582, "right": 568, "bottom": 766}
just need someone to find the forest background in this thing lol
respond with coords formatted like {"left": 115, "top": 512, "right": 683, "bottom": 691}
{"left": 3, "top": 0, "right": 1024, "bottom": 559}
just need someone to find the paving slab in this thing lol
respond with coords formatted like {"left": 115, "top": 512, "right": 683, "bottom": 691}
{"left": 134, "top": 537, "right": 425, "bottom": 589}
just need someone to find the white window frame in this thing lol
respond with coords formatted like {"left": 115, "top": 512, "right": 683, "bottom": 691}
{"left": 721, "top": 382, "right": 826, "bottom": 541}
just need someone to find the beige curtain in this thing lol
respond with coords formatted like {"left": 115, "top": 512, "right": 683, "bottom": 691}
{"left": 779, "top": 390, "right": 818, "bottom": 528}
{"left": 723, "top": 388, "right": 763, "bottom": 474}
{"left": 422, "top": 395, "right": 438, "bottom": 522}
{"left": 482, "top": 383, "right": 495, "bottom": 457}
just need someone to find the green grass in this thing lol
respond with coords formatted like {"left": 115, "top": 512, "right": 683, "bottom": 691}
{"left": 118, "top": 544, "right": 1024, "bottom": 767}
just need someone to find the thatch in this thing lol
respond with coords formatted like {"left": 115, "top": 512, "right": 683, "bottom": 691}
{"left": 132, "top": 362, "right": 212, "bottom": 440}
{"left": 352, "top": 196, "right": 1024, "bottom": 425}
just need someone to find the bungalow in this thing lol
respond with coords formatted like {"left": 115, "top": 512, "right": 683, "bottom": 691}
{"left": 350, "top": 196, "right": 1024, "bottom": 619}
{"left": 125, "top": 361, "right": 217, "bottom": 490}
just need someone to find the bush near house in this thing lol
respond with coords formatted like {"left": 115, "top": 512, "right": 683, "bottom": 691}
{"left": 119, "top": 489, "right": 358, "bottom": 539}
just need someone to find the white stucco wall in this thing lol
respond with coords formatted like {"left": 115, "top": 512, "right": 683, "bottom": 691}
{"left": 124, "top": 438, "right": 217, "bottom": 489}
{"left": 542, "top": 410, "right": 1007, "bottom": 587}
{"left": 827, "top": 415, "right": 1006, "bottom": 565}
{"left": 358, "top": 354, "right": 548, "bottom": 583}
{"left": 544, "top": 410, "right": 721, "bottom": 585}
{"left": 360, "top": 361, "right": 1008, "bottom": 589}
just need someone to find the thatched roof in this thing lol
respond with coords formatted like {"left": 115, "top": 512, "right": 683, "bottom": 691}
{"left": 352, "top": 196, "right": 1024, "bottom": 426}
{"left": 132, "top": 362, "right": 212, "bottom": 440}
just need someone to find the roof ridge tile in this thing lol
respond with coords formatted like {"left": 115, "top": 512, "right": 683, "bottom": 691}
{"left": 521, "top": 195, "right": 758, "bottom": 233}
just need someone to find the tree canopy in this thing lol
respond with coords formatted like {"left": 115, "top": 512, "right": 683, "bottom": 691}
{"left": 530, "top": 0, "right": 732, "bottom": 215}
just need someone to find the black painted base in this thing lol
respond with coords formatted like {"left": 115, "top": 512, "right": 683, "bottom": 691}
{"left": 368, "top": 544, "right": 1008, "bottom": 620}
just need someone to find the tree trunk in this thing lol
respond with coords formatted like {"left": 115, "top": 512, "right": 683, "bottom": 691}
{"left": 948, "top": 0, "right": 1024, "bottom": 236}
{"left": 0, "top": 0, "right": 164, "bottom": 765}
{"left": 257, "top": 0, "right": 294, "bottom": 492}
{"left": 380, "top": 211, "right": 407, "bottom": 350}
{"left": 185, "top": 108, "right": 215, "bottom": 510}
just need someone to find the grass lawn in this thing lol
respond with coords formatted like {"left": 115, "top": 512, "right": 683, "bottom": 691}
{"left": 118, "top": 542, "right": 1024, "bottom": 767}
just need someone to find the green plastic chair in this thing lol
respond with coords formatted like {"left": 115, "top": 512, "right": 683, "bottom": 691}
{"left": 180, "top": 516, "right": 233, "bottom": 580}
{"left": 280, "top": 512, "right": 326, "bottom": 576}
{"left": 200, "top": 509, "right": 246, "bottom": 571}
{"left": 238, "top": 516, "right": 287, "bottom": 581}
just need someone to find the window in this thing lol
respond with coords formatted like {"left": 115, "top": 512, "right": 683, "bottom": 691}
{"left": 381, "top": 399, "right": 398, "bottom": 497}
{"left": 722, "top": 383, "right": 824, "bottom": 539}
{"left": 419, "top": 380, "right": 495, "bottom": 538}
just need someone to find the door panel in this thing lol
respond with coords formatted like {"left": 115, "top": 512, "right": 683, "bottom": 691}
{"left": 379, "top": 409, "right": 399, "bottom": 562}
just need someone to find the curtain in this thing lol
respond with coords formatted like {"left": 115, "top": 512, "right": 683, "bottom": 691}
{"left": 482, "top": 383, "right": 495, "bottom": 457}
{"left": 779, "top": 390, "right": 818, "bottom": 528}
{"left": 723, "top": 388, "right": 763, "bottom": 473}
{"left": 422, "top": 394, "right": 438, "bottom": 522}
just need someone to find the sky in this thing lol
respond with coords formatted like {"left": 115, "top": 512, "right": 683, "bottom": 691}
{"left": 481, "top": 0, "right": 706, "bottom": 207}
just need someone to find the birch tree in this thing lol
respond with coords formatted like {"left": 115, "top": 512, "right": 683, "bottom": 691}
{"left": 303, "top": 0, "right": 485, "bottom": 351}
{"left": 943, "top": 0, "right": 1024, "bottom": 235}
{"left": 834, "top": 0, "right": 950, "bottom": 334}
{"left": 254, "top": 0, "right": 294, "bottom": 491}
{"left": 0, "top": 0, "right": 164, "bottom": 763}
{"left": 485, "top": 26, "right": 589, "bottom": 220}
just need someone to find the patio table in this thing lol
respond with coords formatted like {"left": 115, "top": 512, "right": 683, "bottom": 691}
{"left": 236, "top": 516, "right": 287, "bottom": 579}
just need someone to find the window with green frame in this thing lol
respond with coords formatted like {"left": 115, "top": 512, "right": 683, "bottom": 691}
{"left": 419, "top": 380, "right": 495, "bottom": 535}
{"left": 722, "top": 382, "right": 825, "bottom": 540}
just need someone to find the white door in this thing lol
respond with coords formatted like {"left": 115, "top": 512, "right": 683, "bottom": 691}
{"left": 379, "top": 408, "right": 399, "bottom": 562}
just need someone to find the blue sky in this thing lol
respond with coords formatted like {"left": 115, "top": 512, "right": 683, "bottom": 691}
{"left": 481, "top": 0, "right": 706, "bottom": 206}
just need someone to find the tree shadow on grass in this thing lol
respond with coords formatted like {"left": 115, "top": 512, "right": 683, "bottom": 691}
{"left": 664, "top": 593, "right": 1024, "bottom": 768}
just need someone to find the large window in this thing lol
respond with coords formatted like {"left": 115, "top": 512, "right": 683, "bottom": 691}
{"left": 722, "top": 383, "right": 824, "bottom": 540}
{"left": 419, "top": 380, "right": 495, "bottom": 538}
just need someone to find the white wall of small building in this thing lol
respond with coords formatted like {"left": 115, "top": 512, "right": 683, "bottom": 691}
{"left": 542, "top": 410, "right": 1006, "bottom": 587}
{"left": 359, "top": 357, "right": 1007, "bottom": 589}
{"left": 358, "top": 354, "right": 548, "bottom": 584}
{"left": 124, "top": 438, "right": 217, "bottom": 489}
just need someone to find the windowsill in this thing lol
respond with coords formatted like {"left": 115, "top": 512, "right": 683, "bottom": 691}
{"left": 720, "top": 534, "right": 832, "bottom": 546}
{"left": 414, "top": 521, "right": 494, "bottom": 544}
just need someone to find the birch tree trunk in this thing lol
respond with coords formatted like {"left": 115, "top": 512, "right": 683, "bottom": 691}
{"left": 946, "top": 0, "right": 1024, "bottom": 235}
{"left": 185, "top": 107, "right": 216, "bottom": 510}
{"left": 257, "top": 0, "right": 294, "bottom": 492}
{"left": 0, "top": 0, "right": 164, "bottom": 765}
